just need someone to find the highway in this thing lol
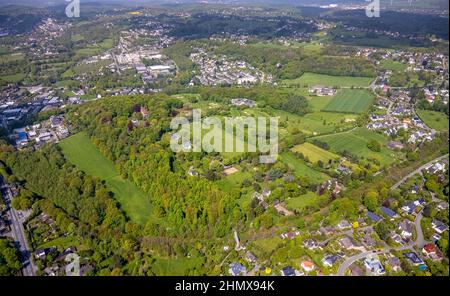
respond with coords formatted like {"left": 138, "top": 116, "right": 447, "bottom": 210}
{"left": 1, "top": 179, "right": 36, "bottom": 276}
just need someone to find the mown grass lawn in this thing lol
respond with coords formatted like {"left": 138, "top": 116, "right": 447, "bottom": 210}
{"left": 280, "top": 152, "right": 328, "bottom": 184}
{"left": 59, "top": 132, "right": 154, "bottom": 225}
{"left": 38, "top": 236, "right": 79, "bottom": 250}
{"left": 286, "top": 192, "right": 326, "bottom": 211}
{"left": 416, "top": 109, "right": 449, "bottom": 131}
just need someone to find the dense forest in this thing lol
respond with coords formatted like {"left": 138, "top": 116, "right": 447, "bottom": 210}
{"left": 0, "top": 237, "right": 22, "bottom": 275}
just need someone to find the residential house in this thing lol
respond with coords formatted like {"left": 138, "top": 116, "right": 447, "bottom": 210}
{"left": 245, "top": 251, "right": 257, "bottom": 264}
{"left": 380, "top": 206, "right": 398, "bottom": 220}
{"left": 401, "top": 199, "right": 426, "bottom": 215}
{"left": 398, "top": 220, "right": 413, "bottom": 239}
{"left": 231, "top": 98, "right": 256, "bottom": 108}
{"left": 348, "top": 265, "right": 364, "bottom": 276}
{"left": 362, "top": 235, "right": 377, "bottom": 248}
{"left": 280, "top": 230, "right": 300, "bottom": 240}
{"left": 280, "top": 266, "right": 296, "bottom": 277}
{"left": 422, "top": 243, "right": 443, "bottom": 261}
{"left": 35, "top": 249, "right": 47, "bottom": 260}
{"left": 301, "top": 261, "right": 315, "bottom": 272}
{"left": 436, "top": 202, "right": 449, "bottom": 211}
{"left": 432, "top": 220, "right": 449, "bottom": 234}
{"left": 228, "top": 263, "right": 247, "bottom": 276}
{"left": 387, "top": 141, "right": 405, "bottom": 150}
{"left": 302, "top": 239, "right": 320, "bottom": 250}
{"left": 273, "top": 200, "right": 295, "bottom": 216}
{"left": 339, "top": 236, "right": 365, "bottom": 252}
{"left": 403, "top": 252, "right": 425, "bottom": 266}
{"left": 337, "top": 220, "right": 351, "bottom": 230}
{"left": 386, "top": 256, "right": 402, "bottom": 272}
{"left": 364, "top": 255, "right": 385, "bottom": 275}
{"left": 322, "top": 254, "right": 339, "bottom": 267}
{"left": 366, "top": 211, "right": 382, "bottom": 223}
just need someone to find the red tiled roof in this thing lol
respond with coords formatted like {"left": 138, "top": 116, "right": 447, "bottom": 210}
{"left": 423, "top": 243, "right": 436, "bottom": 254}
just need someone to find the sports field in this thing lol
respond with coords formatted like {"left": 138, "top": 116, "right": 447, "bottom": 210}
{"left": 280, "top": 152, "right": 328, "bottom": 184}
{"left": 416, "top": 109, "right": 449, "bottom": 131}
{"left": 283, "top": 73, "right": 374, "bottom": 88}
{"left": 322, "top": 89, "right": 374, "bottom": 114}
{"left": 310, "top": 128, "right": 395, "bottom": 166}
{"left": 59, "top": 132, "right": 153, "bottom": 225}
{"left": 291, "top": 142, "right": 340, "bottom": 164}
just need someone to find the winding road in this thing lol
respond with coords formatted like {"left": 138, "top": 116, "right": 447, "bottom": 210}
{"left": 337, "top": 154, "right": 448, "bottom": 276}
{"left": 391, "top": 154, "right": 449, "bottom": 190}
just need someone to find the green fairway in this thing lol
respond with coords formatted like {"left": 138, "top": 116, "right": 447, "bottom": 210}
{"left": 280, "top": 152, "right": 328, "bottom": 184}
{"left": 291, "top": 142, "right": 340, "bottom": 164}
{"left": 310, "top": 128, "right": 396, "bottom": 166}
{"left": 322, "top": 89, "right": 374, "bottom": 114}
{"left": 283, "top": 73, "right": 373, "bottom": 88}
{"left": 416, "top": 109, "right": 449, "bottom": 131}
{"left": 59, "top": 132, "right": 153, "bottom": 225}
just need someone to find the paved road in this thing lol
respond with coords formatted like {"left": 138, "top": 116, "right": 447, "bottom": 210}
{"left": 337, "top": 204, "right": 433, "bottom": 276}
{"left": 337, "top": 242, "right": 414, "bottom": 276}
{"left": 1, "top": 179, "right": 36, "bottom": 276}
{"left": 391, "top": 154, "right": 449, "bottom": 190}
{"left": 414, "top": 210, "right": 427, "bottom": 249}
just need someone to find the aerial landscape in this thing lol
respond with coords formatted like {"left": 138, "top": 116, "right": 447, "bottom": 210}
{"left": 0, "top": 0, "right": 449, "bottom": 279}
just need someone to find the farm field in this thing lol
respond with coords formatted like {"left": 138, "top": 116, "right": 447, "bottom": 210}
{"left": 0, "top": 52, "right": 25, "bottom": 63}
{"left": 416, "top": 109, "right": 449, "bottom": 131}
{"left": 310, "top": 128, "right": 396, "bottom": 166}
{"left": 59, "top": 132, "right": 154, "bottom": 225}
{"left": 283, "top": 72, "right": 374, "bottom": 88}
{"left": 322, "top": 89, "right": 374, "bottom": 114}
{"left": 291, "top": 142, "right": 340, "bottom": 164}
{"left": 280, "top": 152, "right": 328, "bottom": 184}
{"left": 246, "top": 107, "right": 357, "bottom": 136}
{"left": 0, "top": 73, "right": 25, "bottom": 85}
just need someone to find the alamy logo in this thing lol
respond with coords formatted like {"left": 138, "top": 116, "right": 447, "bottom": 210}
{"left": 170, "top": 109, "right": 279, "bottom": 164}
{"left": 66, "top": 0, "right": 80, "bottom": 18}
{"left": 366, "top": 0, "right": 380, "bottom": 18}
